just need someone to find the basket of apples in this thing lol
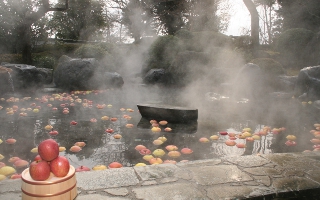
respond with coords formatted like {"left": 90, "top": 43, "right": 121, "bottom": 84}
{"left": 21, "top": 139, "right": 77, "bottom": 200}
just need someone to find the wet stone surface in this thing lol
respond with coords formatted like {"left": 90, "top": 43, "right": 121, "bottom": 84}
{"left": 134, "top": 163, "right": 180, "bottom": 181}
{"left": 188, "top": 165, "right": 253, "bottom": 185}
{"left": 242, "top": 166, "right": 282, "bottom": 176}
{"left": 272, "top": 177, "right": 320, "bottom": 192}
{"left": 223, "top": 155, "right": 270, "bottom": 167}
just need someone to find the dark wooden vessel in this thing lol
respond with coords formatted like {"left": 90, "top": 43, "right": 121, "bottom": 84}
{"left": 137, "top": 103, "right": 198, "bottom": 123}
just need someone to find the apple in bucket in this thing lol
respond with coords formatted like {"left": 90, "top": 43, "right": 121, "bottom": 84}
{"left": 50, "top": 156, "right": 70, "bottom": 177}
{"left": 38, "top": 139, "right": 59, "bottom": 161}
{"left": 29, "top": 160, "right": 51, "bottom": 181}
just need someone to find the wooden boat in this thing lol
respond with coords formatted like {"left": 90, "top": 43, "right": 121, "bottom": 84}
{"left": 137, "top": 103, "right": 198, "bottom": 123}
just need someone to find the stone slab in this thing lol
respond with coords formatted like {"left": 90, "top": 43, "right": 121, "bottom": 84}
{"left": 0, "top": 179, "right": 21, "bottom": 193}
{"left": 188, "top": 165, "right": 253, "bottom": 185}
{"left": 206, "top": 185, "right": 255, "bottom": 200}
{"left": 132, "top": 182, "right": 208, "bottom": 200}
{"left": 223, "top": 155, "right": 270, "bottom": 167}
{"left": 272, "top": 177, "right": 320, "bottom": 192}
{"left": 134, "top": 163, "right": 181, "bottom": 181}
{"left": 75, "top": 194, "right": 130, "bottom": 200}
{"left": 0, "top": 193, "right": 21, "bottom": 200}
{"left": 76, "top": 168, "right": 139, "bottom": 190}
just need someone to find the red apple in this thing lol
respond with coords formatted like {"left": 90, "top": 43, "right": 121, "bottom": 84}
{"left": 29, "top": 160, "right": 51, "bottom": 181}
{"left": 70, "top": 120, "right": 77, "bottom": 125}
{"left": 285, "top": 140, "right": 297, "bottom": 146}
{"left": 13, "top": 159, "right": 29, "bottom": 168}
{"left": 50, "top": 156, "right": 70, "bottom": 177}
{"left": 135, "top": 145, "right": 147, "bottom": 151}
{"left": 75, "top": 166, "right": 90, "bottom": 172}
{"left": 38, "top": 139, "right": 59, "bottom": 161}
{"left": 49, "top": 130, "right": 59, "bottom": 136}
{"left": 108, "top": 162, "right": 123, "bottom": 168}
{"left": 105, "top": 128, "right": 114, "bottom": 133}
{"left": 219, "top": 131, "right": 228, "bottom": 135}
{"left": 225, "top": 140, "right": 236, "bottom": 146}
{"left": 6, "top": 138, "right": 16, "bottom": 144}
{"left": 236, "top": 143, "right": 246, "bottom": 148}
{"left": 10, "top": 173, "right": 22, "bottom": 179}
{"left": 139, "top": 148, "right": 151, "bottom": 155}
{"left": 181, "top": 148, "right": 193, "bottom": 154}
{"left": 34, "top": 155, "right": 42, "bottom": 161}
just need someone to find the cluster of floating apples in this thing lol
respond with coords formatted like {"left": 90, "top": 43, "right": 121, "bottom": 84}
{"left": 0, "top": 139, "right": 29, "bottom": 181}
{"left": 307, "top": 123, "right": 320, "bottom": 152}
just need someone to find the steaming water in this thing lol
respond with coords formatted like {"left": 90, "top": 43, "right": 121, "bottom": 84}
{"left": 0, "top": 86, "right": 316, "bottom": 175}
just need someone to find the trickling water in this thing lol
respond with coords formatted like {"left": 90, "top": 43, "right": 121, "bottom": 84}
{"left": 7, "top": 70, "right": 14, "bottom": 93}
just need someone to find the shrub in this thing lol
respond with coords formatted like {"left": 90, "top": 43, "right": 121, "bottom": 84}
{"left": 32, "top": 54, "right": 56, "bottom": 69}
{"left": 74, "top": 44, "right": 107, "bottom": 59}
{"left": 0, "top": 54, "right": 23, "bottom": 64}
{"left": 190, "top": 31, "right": 233, "bottom": 52}
{"left": 250, "top": 58, "right": 285, "bottom": 76}
{"left": 142, "top": 35, "right": 184, "bottom": 75}
{"left": 275, "top": 28, "right": 316, "bottom": 69}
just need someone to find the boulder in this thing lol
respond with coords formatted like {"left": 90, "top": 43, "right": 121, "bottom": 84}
{"left": 0, "top": 63, "right": 48, "bottom": 95}
{"left": 143, "top": 68, "right": 167, "bottom": 85}
{"left": 53, "top": 56, "right": 124, "bottom": 91}
{"left": 294, "top": 66, "right": 320, "bottom": 101}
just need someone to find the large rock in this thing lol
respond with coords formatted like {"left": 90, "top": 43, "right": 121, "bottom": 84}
{"left": 294, "top": 66, "right": 320, "bottom": 101}
{"left": 0, "top": 63, "right": 50, "bottom": 96}
{"left": 53, "top": 56, "right": 124, "bottom": 91}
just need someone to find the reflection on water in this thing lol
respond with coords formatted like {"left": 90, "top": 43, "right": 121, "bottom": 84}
{"left": 0, "top": 88, "right": 315, "bottom": 175}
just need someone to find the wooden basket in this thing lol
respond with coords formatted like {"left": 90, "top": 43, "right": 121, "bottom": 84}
{"left": 21, "top": 165, "right": 77, "bottom": 200}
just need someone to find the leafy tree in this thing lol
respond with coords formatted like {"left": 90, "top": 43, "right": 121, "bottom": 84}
{"left": 277, "top": 0, "right": 320, "bottom": 32}
{"left": 0, "top": 0, "right": 68, "bottom": 64}
{"left": 48, "top": 0, "right": 107, "bottom": 41}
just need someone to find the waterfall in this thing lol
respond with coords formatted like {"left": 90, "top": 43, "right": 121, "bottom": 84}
{"left": 6, "top": 69, "right": 14, "bottom": 93}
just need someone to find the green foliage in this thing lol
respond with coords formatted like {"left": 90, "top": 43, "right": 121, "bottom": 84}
{"left": 275, "top": 28, "right": 316, "bottom": 68}
{"left": 175, "top": 29, "right": 193, "bottom": 40}
{"left": 0, "top": 54, "right": 23, "bottom": 63}
{"left": 49, "top": 0, "right": 107, "bottom": 41}
{"left": 32, "top": 54, "right": 56, "bottom": 69}
{"left": 189, "top": 31, "right": 233, "bottom": 52}
{"left": 74, "top": 45, "right": 107, "bottom": 59}
{"left": 142, "top": 35, "right": 184, "bottom": 74}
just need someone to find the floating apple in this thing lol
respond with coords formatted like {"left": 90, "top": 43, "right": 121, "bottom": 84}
{"left": 76, "top": 166, "right": 90, "bottom": 172}
{"left": 246, "top": 137, "right": 254, "bottom": 142}
{"left": 10, "top": 173, "right": 22, "bottom": 179}
{"left": 181, "top": 148, "right": 193, "bottom": 154}
{"left": 113, "top": 134, "right": 122, "bottom": 139}
{"left": 105, "top": 128, "right": 114, "bottom": 133}
{"left": 62, "top": 109, "right": 69, "bottom": 114}
{"left": 151, "top": 127, "right": 161, "bottom": 132}
{"left": 101, "top": 116, "right": 109, "bottom": 121}
{"left": 163, "top": 160, "right": 177, "bottom": 164}
{"left": 311, "top": 138, "right": 320, "bottom": 144}
{"left": 110, "top": 117, "right": 118, "bottom": 122}
{"left": 164, "top": 127, "right": 172, "bottom": 132}
{"left": 236, "top": 143, "right": 246, "bottom": 148}
{"left": 59, "top": 147, "right": 66, "bottom": 152}
{"left": 286, "top": 135, "right": 297, "bottom": 141}
{"left": 50, "top": 156, "right": 70, "bottom": 177}
{"left": 29, "top": 160, "right": 51, "bottom": 181}
{"left": 168, "top": 151, "right": 181, "bottom": 158}
{"left": 152, "top": 149, "right": 166, "bottom": 157}
{"left": 150, "top": 120, "right": 157, "bottom": 124}
{"left": 139, "top": 148, "right": 151, "bottom": 155}
{"left": 149, "top": 158, "right": 163, "bottom": 165}
{"left": 70, "top": 145, "right": 82, "bottom": 153}
{"left": 90, "top": 118, "right": 97, "bottom": 123}
{"left": 152, "top": 123, "right": 159, "bottom": 127}
{"left": 285, "top": 140, "right": 297, "bottom": 146}
{"left": 225, "top": 140, "right": 236, "bottom": 146}
{"left": 153, "top": 139, "right": 163, "bottom": 145}
{"left": 38, "top": 139, "right": 59, "bottom": 161}
{"left": 108, "top": 162, "right": 123, "bottom": 168}
{"left": 0, "top": 162, "right": 5, "bottom": 168}
{"left": 125, "top": 124, "right": 134, "bottom": 128}
{"left": 252, "top": 135, "right": 261, "bottom": 140}
{"left": 165, "top": 145, "right": 178, "bottom": 151}
{"left": 135, "top": 145, "right": 147, "bottom": 151}
{"left": 74, "top": 142, "right": 86, "bottom": 147}
{"left": 135, "top": 163, "right": 147, "bottom": 167}
{"left": 92, "top": 165, "right": 107, "bottom": 170}
{"left": 6, "top": 138, "right": 16, "bottom": 144}
{"left": 199, "top": 137, "right": 209, "bottom": 143}
{"left": 219, "top": 131, "right": 228, "bottom": 135}
{"left": 49, "top": 130, "right": 59, "bottom": 136}
{"left": 70, "top": 120, "right": 78, "bottom": 125}
{"left": 228, "top": 133, "right": 236, "bottom": 137}
{"left": 159, "top": 120, "right": 168, "bottom": 126}
{"left": 8, "top": 157, "right": 21, "bottom": 163}
{"left": 143, "top": 155, "right": 154, "bottom": 161}
{"left": 13, "top": 159, "right": 29, "bottom": 168}
{"left": 210, "top": 135, "right": 219, "bottom": 140}
{"left": 229, "top": 136, "right": 237, "bottom": 140}
{"left": 158, "top": 136, "right": 167, "bottom": 142}
{"left": 44, "top": 125, "right": 53, "bottom": 131}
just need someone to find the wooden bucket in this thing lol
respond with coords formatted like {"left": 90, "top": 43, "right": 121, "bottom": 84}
{"left": 21, "top": 165, "right": 77, "bottom": 200}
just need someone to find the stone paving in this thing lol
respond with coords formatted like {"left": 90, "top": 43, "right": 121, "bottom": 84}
{"left": 1, "top": 152, "right": 320, "bottom": 200}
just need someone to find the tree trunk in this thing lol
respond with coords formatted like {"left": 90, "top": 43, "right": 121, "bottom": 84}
{"left": 243, "top": 0, "right": 259, "bottom": 56}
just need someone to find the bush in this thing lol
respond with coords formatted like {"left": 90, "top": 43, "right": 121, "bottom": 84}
{"left": 275, "top": 28, "right": 316, "bottom": 69}
{"left": 0, "top": 54, "right": 23, "bottom": 64}
{"left": 250, "top": 58, "right": 285, "bottom": 76}
{"left": 74, "top": 44, "right": 107, "bottom": 59}
{"left": 32, "top": 54, "right": 56, "bottom": 69}
{"left": 190, "top": 31, "right": 233, "bottom": 52}
{"left": 142, "top": 35, "right": 184, "bottom": 75}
